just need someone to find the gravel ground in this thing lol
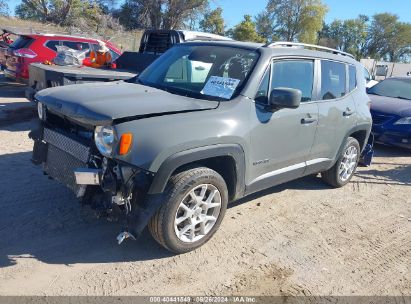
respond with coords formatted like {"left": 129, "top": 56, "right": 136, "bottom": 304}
{"left": 0, "top": 73, "right": 410, "bottom": 296}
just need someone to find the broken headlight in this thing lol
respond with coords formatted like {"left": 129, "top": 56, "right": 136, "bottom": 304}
{"left": 94, "top": 126, "right": 115, "bottom": 156}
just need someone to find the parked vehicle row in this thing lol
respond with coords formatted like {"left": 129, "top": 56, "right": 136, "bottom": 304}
{"left": 3, "top": 24, "right": 408, "bottom": 254}
{"left": 0, "top": 28, "right": 122, "bottom": 82}
{"left": 368, "top": 77, "right": 411, "bottom": 149}
{"left": 30, "top": 41, "right": 373, "bottom": 253}
{"left": 24, "top": 30, "right": 231, "bottom": 100}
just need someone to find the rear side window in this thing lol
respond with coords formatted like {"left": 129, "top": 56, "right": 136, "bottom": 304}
{"left": 321, "top": 60, "right": 346, "bottom": 100}
{"left": 349, "top": 65, "right": 357, "bottom": 92}
{"left": 271, "top": 60, "right": 314, "bottom": 102}
{"left": 45, "top": 40, "right": 59, "bottom": 52}
{"left": 10, "top": 36, "right": 34, "bottom": 49}
{"left": 63, "top": 41, "right": 90, "bottom": 52}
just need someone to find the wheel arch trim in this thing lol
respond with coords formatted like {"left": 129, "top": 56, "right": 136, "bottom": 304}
{"left": 147, "top": 144, "right": 246, "bottom": 199}
{"left": 331, "top": 123, "right": 371, "bottom": 169}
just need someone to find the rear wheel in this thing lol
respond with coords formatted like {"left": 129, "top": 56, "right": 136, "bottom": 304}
{"left": 321, "top": 137, "right": 360, "bottom": 187}
{"left": 148, "top": 167, "right": 228, "bottom": 253}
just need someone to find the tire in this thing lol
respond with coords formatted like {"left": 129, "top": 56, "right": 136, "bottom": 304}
{"left": 148, "top": 167, "right": 228, "bottom": 254}
{"left": 321, "top": 137, "right": 361, "bottom": 188}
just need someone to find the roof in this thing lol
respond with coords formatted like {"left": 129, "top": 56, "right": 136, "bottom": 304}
{"left": 180, "top": 40, "right": 358, "bottom": 63}
{"left": 383, "top": 77, "right": 411, "bottom": 81}
{"left": 265, "top": 41, "right": 354, "bottom": 59}
{"left": 180, "top": 30, "right": 232, "bottom": 42}
{"left": 180, "top": 40, "right": 264, "bottom": 50}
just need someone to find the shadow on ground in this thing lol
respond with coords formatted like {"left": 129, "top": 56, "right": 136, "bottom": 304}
{"left": 0, "top": 104, "right": 36, "bottom": 128}
{"left": 0, "top": 143, "right": 409, "bottom": 268}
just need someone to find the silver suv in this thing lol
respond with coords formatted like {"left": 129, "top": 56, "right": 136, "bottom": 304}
{"left": 31, "top": 41, "right": 373, "bottom": 253}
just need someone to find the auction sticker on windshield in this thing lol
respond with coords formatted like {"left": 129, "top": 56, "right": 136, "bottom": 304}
{"left": 201, "top": 76, "right": 240, "bottom": 99}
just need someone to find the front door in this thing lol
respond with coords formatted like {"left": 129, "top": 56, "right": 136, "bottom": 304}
{"left": 248, "top": 58, "right": 319, "bottom": 193}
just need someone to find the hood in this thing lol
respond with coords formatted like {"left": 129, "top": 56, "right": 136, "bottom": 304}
{"left": 35, "top": 82, "right": 219, "bottom": 126}
{"left": 369, "top": 94, "right": 411, "bottom": 117}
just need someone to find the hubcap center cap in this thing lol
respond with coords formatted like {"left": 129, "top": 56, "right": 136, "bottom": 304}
{"left": 194, "top": 208, "right": 202, "bottom": 217}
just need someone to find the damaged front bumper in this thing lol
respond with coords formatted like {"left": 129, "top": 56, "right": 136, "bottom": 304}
{"left": 30, "top": 124, "right": 162, "bottom": 243}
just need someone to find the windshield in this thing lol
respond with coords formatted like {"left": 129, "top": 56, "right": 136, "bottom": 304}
{"left": 137, "top": 45, "right": 260, "bottom": 100}
{"left": 368, "top": 78, "right": 411, "bottom": 100}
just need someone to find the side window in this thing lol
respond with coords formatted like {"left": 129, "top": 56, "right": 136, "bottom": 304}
{"left": 349, "top": 65, "right": 357, "bottom": 92}
{"left": 62, "top": 41, "right": 90, "bottom": 54}
{"left": 165, "top": 56, "right": 213, "bottom": 84}
{"left": 109, "top": 49, "right": 120, "bottom": 62}
{"left": 45, "top": 40, "right": 60, "bottom": 52}
{"left": 255, "top": 67, "right": 270, "bottom": 104}
{"left": 165, "top": 57, "right": 189, "bottom": 82}
{"left": 271, "top": 60, "right": 314, "bottom": 102}
{"left": 320, "top": 60, "right": 346, "bottom": 100}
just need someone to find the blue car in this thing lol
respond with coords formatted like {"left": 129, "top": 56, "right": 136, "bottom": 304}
{"left": 368, "top": 77, "right": 411, "bottom": 150}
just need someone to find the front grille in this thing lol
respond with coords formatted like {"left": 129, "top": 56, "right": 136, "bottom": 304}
{"left": 44, "top": 145, "right": 87, "bottom": 191}
{"left": 43, "top": 128, "right": 90, "bottom": 163}
{"left": 371, "top": 112, "right": 394, "bottom": 125}
{"left": 46, "top": 111, "right": 94, "bottom": 142}
{"left": 42, "top": 128, "right": 91, "bottom": 191}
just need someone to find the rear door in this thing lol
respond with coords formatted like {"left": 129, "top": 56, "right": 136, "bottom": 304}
{"left": 248, "top": 58, "right": 319, "bottom": 191}
{"left": 307, "top": 59, "right": 357, "bottom": 174}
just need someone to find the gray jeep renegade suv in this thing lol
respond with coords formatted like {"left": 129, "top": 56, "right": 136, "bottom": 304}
{"left": 30, "top": 40, "right": 372, "bottom": 253}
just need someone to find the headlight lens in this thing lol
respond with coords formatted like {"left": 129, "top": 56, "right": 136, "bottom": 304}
{"left": 94, "top": 126, "right": 115, "bottom": 156}
{"left": 37, "top": 102, "right": 46, "bottom": 121}
{"left": 394, "top": 117, "right": 411, "bottom": 125}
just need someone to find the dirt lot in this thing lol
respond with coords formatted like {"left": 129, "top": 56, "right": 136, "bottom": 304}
{"left": 0, "top": 72, "right": 410, "bottom": 296}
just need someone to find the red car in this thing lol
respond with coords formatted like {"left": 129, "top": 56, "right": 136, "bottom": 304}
{"left": 0, "top": 29, "right": 15, "bottom": 68}
{"left": 2, "top": 30, "right": 121, "bottom": 83}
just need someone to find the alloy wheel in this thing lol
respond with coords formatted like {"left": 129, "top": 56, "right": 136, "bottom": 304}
{"left": 174, "top": 184, "right": 222, "bottom": 243}
{"left": 338, "top": 145, "right": 358, "bottom": 182}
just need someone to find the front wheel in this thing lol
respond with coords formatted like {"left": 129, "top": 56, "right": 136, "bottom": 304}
{"left": 321, "top": 137, "right": 360, "bottom": 188}
{"left": 148, "top": 167, "right": 228, "bottom": 253}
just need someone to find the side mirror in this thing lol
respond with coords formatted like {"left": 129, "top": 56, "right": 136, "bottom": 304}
{"left": 268, "top": 88, "right": 302, "bottom": 111}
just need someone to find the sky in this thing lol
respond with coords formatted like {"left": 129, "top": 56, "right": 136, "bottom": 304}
{"left": 5, "top": 0, "right": 411, "bottom": 28}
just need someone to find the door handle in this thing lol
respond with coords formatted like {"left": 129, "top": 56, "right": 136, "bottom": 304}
{"left": 343, "top": 108, "right": 354, "bottom": 116}
{"left": 301, "top": 117, "right": 317, "bottom": 124}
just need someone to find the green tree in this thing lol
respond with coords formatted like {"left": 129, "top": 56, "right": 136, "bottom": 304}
{"left": 256, "top": 0, "right": 328, "bottom": 43}
{"left": 15, "top": 0, "right": 103, "bottom": 26}
{"left": 367, "top": 13, "right": 411, "bottom": 62}
{"left": 255, "top": 11, "right": 277, "bottom": 41}
{"left": 199, "top": 7, "right": 225, "bottom": 35}
{"left": 0, "top": 0, "right": 9, "bottom": 16}
{"left": 323, "top": 15, "right": 369, "bottom": 60}
{"left": 230, "top": 15, "right": 265, "bottom": 43}
{"left": 117, "top": 0, "right": 208, "bottom": 30}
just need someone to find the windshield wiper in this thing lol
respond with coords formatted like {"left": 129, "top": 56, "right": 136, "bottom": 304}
{"left": 135, "top": 78, "right": 145, "bottom": 85}
{"left": 395, "top": 96, "right": 411, "bottom": 100}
